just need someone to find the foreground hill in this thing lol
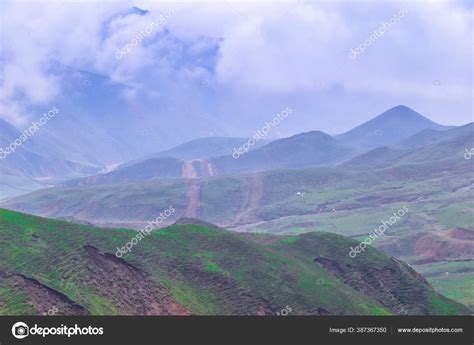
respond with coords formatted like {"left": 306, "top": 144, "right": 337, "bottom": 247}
{"left": 336, "top": 105, "right": 449, "bottom": 149}
{"left": 0, "top": 209, "right": 469, "bottom": 315}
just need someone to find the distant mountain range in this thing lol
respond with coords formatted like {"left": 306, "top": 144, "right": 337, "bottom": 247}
{"left": 120, "top": 136, "right": 269, "bottom": 166}
{"left": 50, "top": 105, "right": 455, "bottom": 189}
{"left": 211, "top": 130, "right": 354, "bottom": 175}
{"left": 63, "top": 130, "right": 354, "bottom": 186}
{"left": 2, "top": 104, "right": 471, "bottom": 206}
{"left": 2, "top": 104, "right": 472, "bottom": 231}
{"left": 0, "top": 119, "right": 101, "bottom": 178}
{"left": 4, "top": 116, "right": 472, "bottom": 230}
{"left": 0, "top": 118, "right": 102, "bottom": 199}
{"left": 1, "top": 104, "right": 473, "bottom": 312}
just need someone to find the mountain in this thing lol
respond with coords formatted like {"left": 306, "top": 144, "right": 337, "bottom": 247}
{"left": 4, "top": 122, "right": 472, "bottom": 230}
{"left": 0, "top": 118, "right": 99, "bottom": 179}
{"left": 0, "top": 170, "right": 46, "bottom": 201}
{"left": 399, "top": 122, "right": 473, "bottom": 149}
{"left": 63, "top": 157, "right": 183, "bottom": 187}
{"left": 0, "top": 168, "right": 352, "bottom": 227}
{"left": 0, "top": 52, "right": 285, "bottom": 170}
{"left": 94, "top": 106, "right": 454, "bottom": 186}
{"left": 0, "top": 118, "right": 102, "bottom": 199}
{"left": 3, "top": 123, "right": 472, "bottom": 308}
{"left": 211, "top": 131, "right": 355, "bottom": 175}
{"left": 121, "top": 136, "right": 269, "bottom": 167}
{"left": 343, "top": 123, "right": 474, "bottom": 170}
{"left": 0, "top": 208, "right": 468, "bottom": 315}
{"left": 336, "top": 105, "right": 450, "bottom": 149}
{"left": 1, "top": 105, "right": 451, "bottom": 194}
{"left": 62, "top": 131, "right": 354, "bottom": 187}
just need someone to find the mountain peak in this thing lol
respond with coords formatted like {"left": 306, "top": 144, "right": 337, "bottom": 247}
{"left": 337, "top": 105, "right": 448, "bottom": 149}
{"left": 389, "top": 104, "right": 412, "bottom": 112}
{"left": 378, "top": 105, "right": 428, "bottom": 121}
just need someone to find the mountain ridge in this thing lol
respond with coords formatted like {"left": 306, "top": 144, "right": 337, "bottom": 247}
{"left": 336, "top": 105, "right": 450, "bottom": 149}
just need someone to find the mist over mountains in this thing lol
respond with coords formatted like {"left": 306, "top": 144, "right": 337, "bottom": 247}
{"left": 1, "top": 103, "right": 463, "bottom": 197}
{"left": 0, "top": 0, "right": 472, "bottom": 319}
{"left": 1, "top": 102, "right": 472, "bottom": 314}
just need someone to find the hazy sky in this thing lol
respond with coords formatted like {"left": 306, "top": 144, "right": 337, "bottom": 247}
{"left": 0, "top": 0, "right": 472, "bottom": 136}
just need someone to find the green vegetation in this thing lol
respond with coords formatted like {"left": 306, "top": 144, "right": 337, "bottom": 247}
{"left": 0, "top": 209, "right": 469, "bottom": 316}
{"left": 1, "top": 121, "right": 472, "bottom": 311}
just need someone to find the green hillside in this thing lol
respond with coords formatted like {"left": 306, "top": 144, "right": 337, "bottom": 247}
{"left": 0, "top": 209, "right": 468, "bottom": 315}
{"left": 2, "top": 117, "right": 473, "bottom": 310}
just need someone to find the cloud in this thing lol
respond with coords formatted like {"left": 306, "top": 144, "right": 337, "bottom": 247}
{"left": 0, "top": 0, "right": 472, "bottom": 129}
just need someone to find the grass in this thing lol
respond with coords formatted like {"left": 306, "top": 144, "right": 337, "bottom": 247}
{"left": 1, "top": 208, "right": 469, "bottom": 315}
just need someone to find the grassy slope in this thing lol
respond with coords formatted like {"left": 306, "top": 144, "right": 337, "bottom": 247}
{"left": 1, "top": 124, "right": 472, "bottom": 308}
{"left": 2, "top": 159, "right": 472, "bottom": 309}
{"left": 0, "top": 209, "right": 469, "bottom": 316}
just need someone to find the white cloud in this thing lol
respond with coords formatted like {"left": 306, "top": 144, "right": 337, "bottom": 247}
{"left": 0, "top": 0, "right": 472, "bottom": 128}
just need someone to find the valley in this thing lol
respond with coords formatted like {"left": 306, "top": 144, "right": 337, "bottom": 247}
{"left": 1, "top": 105, "right": 473, "bottom": 314}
